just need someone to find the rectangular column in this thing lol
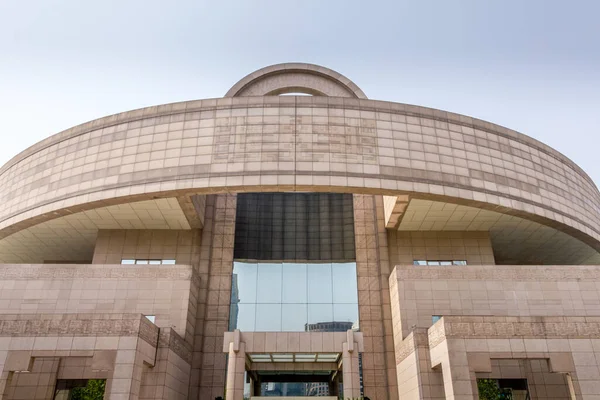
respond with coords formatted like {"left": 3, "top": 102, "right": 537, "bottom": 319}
{"left": 353, "top": 194, "right": 395, "bottom": 400}
{"left": 342, "top": 342, "right": 361, "bottom": 398}
{"left": 430, "top": 338, "right": 476, "bottom": 400}
{"left": 571, "top": 338, "right": 600, "bottom": 400}
{"left": 198, "top": 194, "right": 237, "bottom": 400}
{"left": 106, "top": 342, "right": 152, "bottom": 400}
{"left": 225, "top": 342, "right": 246, "bottom": 400}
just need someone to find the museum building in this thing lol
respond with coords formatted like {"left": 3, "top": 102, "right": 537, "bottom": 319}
{"left": 0, "top": 63, "right": 599, "bottom": 399}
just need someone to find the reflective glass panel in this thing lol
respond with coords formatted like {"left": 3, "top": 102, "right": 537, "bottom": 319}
{"left": 234, "top": 262, "right": 258, "bottom": 303}
{"left": 333, "top": 304, "right": 359, "bottom": 327}
{"left": 307, "top": 264, "right": 332, "bottom": 303}
{"left": 282, "top": 263, "right": 307, "bottom": 303}
{"left": 307, "top": 304, "right": 333, "bottom": 326}
{"left": 256, "top": 304, "right": 282, "bottom": 331}
{"left": 230, "top": 262, "right": 358, "bottom": 332}
{"left": 257, "top": 263, "right": 282, "bottom": 303}
{"left": 332, "top": 263, "right": 358, "bottom": 303}
{"left": 121, "top": 259, "right": 135, "bottom": 264}
{"left": 232, "top": 304, "right": 256, "bottom": 331}
{"left": 282, "top": 304, "right": 307, "bottom": 331}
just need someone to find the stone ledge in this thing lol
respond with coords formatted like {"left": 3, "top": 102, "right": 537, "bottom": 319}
{"left": 428, "top": 315, "right": 600, "bottom": 348}
{"left": 0, "top": 263, "right": 195, "bottom": 281}
{"left": 0, "top": 313, "right": 159, "bottom": 346}
{"left": 392, "top": 264, "right": 600, "bottom": 281}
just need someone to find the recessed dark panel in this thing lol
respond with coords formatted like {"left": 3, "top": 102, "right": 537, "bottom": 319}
{"left": 234, "top": 193, "right": 356, "bottom": 262}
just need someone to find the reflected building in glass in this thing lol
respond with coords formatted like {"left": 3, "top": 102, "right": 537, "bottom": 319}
{"left": 228, "top": 274, "right": 240, "bottom": 331}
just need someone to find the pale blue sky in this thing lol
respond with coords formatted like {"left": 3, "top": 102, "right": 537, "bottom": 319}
{"left": 1, "top": 0, "right": 599, "bottom": 184}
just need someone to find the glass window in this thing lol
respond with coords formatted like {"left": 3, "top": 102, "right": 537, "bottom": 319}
{"left": 234, "top": 262, "right": 258, "bottom": 304}
{"left": 230, "top": 261, "right": 358, "bottom": 332}
{"left": 256, "top": 304, "right": 282, "bottom": 331}
{"left": 145, "top": 315, "right": 156, "bottom": 323}
{"left": 332, "top": 263, "right": 358, "bottom": 303}
{"left": 232, "top": 304, "right": 256, "bottom": 331}
{"left": 333, "top": 304, "right": 359, "bottom": 326}
{"left": 282, "top": 263, "right": 307, "bottom": 303}
{"left": 414, "top": 260, "right": 467, "bottom": 266}
{"left": 432, "top": 315, "right": 441, "bottom": 324}
{"left": 257, "top": 263, "right": 282, "bottom": 303}
{"left": 308, "top": 303, "right": 333, "bottom": 326}
{"left": 282, "top": 304, "right": 307, "bottom": 331}
{"left": 307, "top": 263, "right": 332, "bottom": 303}
{"left": 122, "top": 259, "right": 177, "bottom": 265}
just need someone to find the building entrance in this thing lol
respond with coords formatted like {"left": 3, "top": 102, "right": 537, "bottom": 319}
{"left": 223, "top": 330, "right": 363, "bottom": 400}
{"left": 250, "top": 370, "right": 339, "bottom": 397}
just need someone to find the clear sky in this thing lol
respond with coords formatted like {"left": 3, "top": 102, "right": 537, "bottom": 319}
{"left": 1, "top": 0, "right": 599, "bottom": 185}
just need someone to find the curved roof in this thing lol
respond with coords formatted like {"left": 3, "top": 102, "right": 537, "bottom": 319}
{"left": 0, "top": 63, "right": 598, "bottom": 264}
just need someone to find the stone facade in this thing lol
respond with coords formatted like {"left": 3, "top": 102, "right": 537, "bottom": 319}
{"left": 0, "top": 63, "right": 598, "bottom": 399}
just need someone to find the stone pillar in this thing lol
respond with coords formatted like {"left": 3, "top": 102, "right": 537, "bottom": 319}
{"left": 430, "top": 339, "right": 476, "bottom": 400}
{"left": 225, "top": 340, "right": 246, "bottom": 400}
{"left": 106, "top": 345, "right": 151, "bottom": 400}
{"left": 343, "top": 331, "right": 361, "bottom": 398}
{"left": 353, "top": 194, "right": 394, "bottom": 400}
{"left": 198, "top": 194, "right": 237, "bottom": 400}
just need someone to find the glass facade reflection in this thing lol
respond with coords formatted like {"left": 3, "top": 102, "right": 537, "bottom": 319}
{"left": 229, "top": 261, "right": 359, "bottom": 332}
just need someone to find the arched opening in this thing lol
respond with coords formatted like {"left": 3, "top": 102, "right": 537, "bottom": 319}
{"left": 265, "top": 86, "right": 324, "bottom": 96}
{"left": 225, "top": 63, "right": 367, "bottom": 99}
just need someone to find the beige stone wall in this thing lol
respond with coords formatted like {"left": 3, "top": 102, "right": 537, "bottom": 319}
{"left": 387, "top": 230, "right": 496, "bottom": 265}
{"left": 4, "top": 357, "right": 60, "bottom": 400}
{"left": 390, "top": 264, "right": 600, "bottom": 339}
{"left": 394, "top": 330, "right": 444, "bottom": 400}
{"left": 92, "top": 229, "right": 202, "bottom": 265}
{"left": 427, "top": 316, "right": 600, "bottom": 399}
{"left": 1, "top": 97, "right": 598, "bottom": 255}
{"left": 0, "top": 264, "right": 198, "bottom": 342}
{"left": 140, "top": 329, "right": 192, "bottom": 400}
{"left": 0, "top": 313, "right": 164, "bottom": 400}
